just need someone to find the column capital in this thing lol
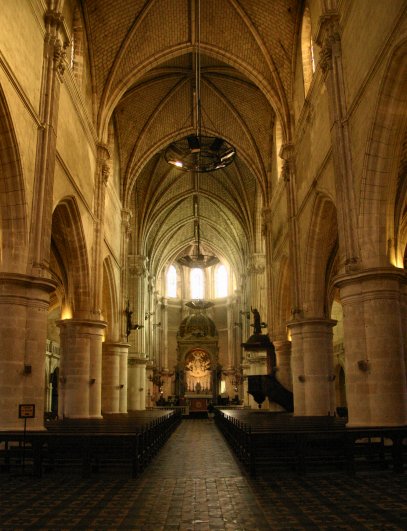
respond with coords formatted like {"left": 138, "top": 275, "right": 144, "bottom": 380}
{"left": 57, "top": 318, "right": 107, "bottom": 335}
{"left": 97, "top": 142, "right": 111, "bottom": 162}
{"left": 53, "top": 38, "right": 68, "bottom": 77}
{"left": 128, "top": 254, "right": 148, "bottom": 277}
{"left": 97, "top": 143, "right": 111, "bottom": 184}
{"left": 287, "top": 317, "right": 337, "bottom": 331}
{"left": 121, "top": 208, "right": 132, "bottom": 238}
{"left": 316, "top": 12, "right": 341, "bottom": 75}
{"left": 279, "top": 142, "right": 295, "bottom": 161}
{"left": 334, "top": 266, "right": 406, "bottom": 294}
{"left": 103, "top": 341, "right": 131, "bottom": 349}
{"left": 247, "top": 253, "right": 266, "bottom": 275}
{"left": 128, "top": 356, "right": 148, "bottom": 367}
{"left": 0, "top": 273, "right": 58, "bottom": 308}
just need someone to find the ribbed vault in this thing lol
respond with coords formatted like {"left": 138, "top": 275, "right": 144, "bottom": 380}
{"left": 83, "top": 0, "right": 303, "bottom": 279}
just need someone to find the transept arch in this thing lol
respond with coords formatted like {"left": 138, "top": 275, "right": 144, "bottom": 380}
{"left": 0, "top": 86, "right": 28, "bottom": 272}
{"left": 360, "top": 39, "right": 407, "bottom": 268}
{"left": 51, "top": 197, "right": 91, "bottom": 317}
{"left": 302, "top": 194, "right": 338, "bottom": 317}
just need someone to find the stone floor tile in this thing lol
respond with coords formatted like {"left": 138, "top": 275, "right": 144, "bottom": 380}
{"left": 0, "top": 419, "right": 406, "bottom": 530}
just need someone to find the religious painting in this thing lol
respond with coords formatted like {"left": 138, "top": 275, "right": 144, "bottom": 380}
{"left": 185, "top": 349, "right": 211, "bottom": 393}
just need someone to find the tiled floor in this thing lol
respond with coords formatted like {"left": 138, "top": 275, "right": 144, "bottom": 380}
{"left": 0, "top": 419, "right": 406, "bottom": 530}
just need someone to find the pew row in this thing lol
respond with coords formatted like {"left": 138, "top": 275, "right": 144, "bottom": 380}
{"left": 214, "top": 409, "right": 407, "bottom": 477}
{"left": 0, "top": 409, "right": 181, "bottom": 477}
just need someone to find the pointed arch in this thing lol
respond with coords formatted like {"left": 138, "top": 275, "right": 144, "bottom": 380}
{"left": 0, "top": 85, "right": 28, "bottom": 272}
{"left": 360, "top": 39, "right": 407, "bottom": 267}
{"left": 51, "top": 197, "right": 91, "bottom": 316}
{"left": 303, "top": 194, "right": 338, "bottom": 317}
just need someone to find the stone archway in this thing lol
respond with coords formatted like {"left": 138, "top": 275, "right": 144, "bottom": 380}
{"left": 359, "top": 40, "right": 407, "bottom": 268}
{"left": 0, "top": 86, "right": 28, "bottom": 272}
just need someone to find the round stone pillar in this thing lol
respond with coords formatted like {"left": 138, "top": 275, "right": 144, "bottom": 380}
{"left": 102, "top": 342, "right": 129, "bottom": 414}
{"left": 288, "top": 323, "right": 305, "bottom": 415}
{"left": 336, "top": 268, "right": 407, "bottom": 426}
{"left": 0, "top": 273, "right": 57, "bottom": 430}
{"left": 128, "top": 356, "right": 147, "bottom": 410}
{"left": 273, "top": 338, "right": 293, "bottom": 391}
{"left": 288, "top": 318, "right": 337, "bottom": 416}
{"left": 57, "top": 319, "right": 106, "bottom": 418}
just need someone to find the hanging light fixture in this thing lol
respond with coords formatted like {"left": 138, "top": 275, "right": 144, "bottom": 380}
{"left": 165, "top": 0, "right": 236, "bottom": 173}
{"left": 177, "top": 194, "right": 219, "bottom": 269}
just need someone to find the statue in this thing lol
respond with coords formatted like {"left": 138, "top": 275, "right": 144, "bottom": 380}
{"left": 125, "top": 301, "right": 143, "bottom": 340}
{"left": 251, "top": 307, "right": 267, "bottom": 335}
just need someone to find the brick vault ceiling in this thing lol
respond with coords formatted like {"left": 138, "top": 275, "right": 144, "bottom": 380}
{"left": 83, "top": 0, "right": 301, "bottom": 275}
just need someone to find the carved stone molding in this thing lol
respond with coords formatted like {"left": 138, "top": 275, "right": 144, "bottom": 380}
{"left": 53, "top": 38, "right": 68, "bottom": 77}
{"left": 97, "top": 143, "right": 110, "bottom": 180}
{"left": 279, "top": 142, "right": 295, "bottom": 162}
{"left": 128, "top": 255, "right": 148, "bottom": 277}
{"left": 316, "top": 12, "right": 341, "bottom": 76}
{"left": 121, "top": 208, "right": 132, "bottom": 238}
{"left": 247, "top": 254, "right": 266, "bottom": 275}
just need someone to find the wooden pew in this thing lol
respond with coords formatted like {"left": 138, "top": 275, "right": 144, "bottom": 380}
{"left": 214, "top": 409, "right": 407, "bottom": 477}
{"left": 0, "top": 409, "right": 181, "bottom": 477}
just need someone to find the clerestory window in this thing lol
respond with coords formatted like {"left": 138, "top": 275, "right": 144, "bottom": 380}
{"left": 214, "top": 264, "right": 228, "bottom": 298}
{"left": 190, "top": 268, "right": 204, "bottom": 299}
{"left": 166, "top": 264, "right": 177, "bottom": 298}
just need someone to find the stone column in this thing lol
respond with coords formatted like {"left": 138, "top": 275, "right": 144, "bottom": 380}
{"left": 161, "top": 297, "right": 169, "bottom": 370}
{"left": 287, "top": 323, "right": 305, "bottom": 415}
{"left": 247, "top": 254, "right": 267, "bottom": 323}
{"left": 0, "top": 274, "right": 56, "bottom": 430}
{"left": 57, "top": 319, "right": 106, "bottom": 418}
{"left": 91, "top": 144, "right": 110, "bottom": 319}
{"left": 288, "top": 318, "right": 336, "bottom": 416}
{"left": 29, "top": 10, "right": 67, "bottom": 274}
{"left": 102, "top": 342, "right": 129, "bottom": 414}
{"left": 226, "top": 297, "right": 235, "bottom": 370}
{"left": 336, "top": 268, "right": 407, "bottom": 426}
{"left": 316, "top": 11, "right": 360, "bottom": 270}
{"left": 120, "top": 209, "right": 132, "bottom": 342}
{"left": 119, "top": 346, "right": 128, "bottom": 413}
{"left": 262, "top": 208, "right": 276, "bottom": 336}
{"left": 273, "top": 338, "right": 293, "bottom": 391}
{"left": 126, "top": 255, "right": 147, "bottom": 412}
{"left": 127, "top": 356, "right": 147, "bottom": 410}
{"left": 127, "top": 255, "right": 148, "bottom": 355}
{"left": 280, "top": 145, "right": 302, "bottom": 317}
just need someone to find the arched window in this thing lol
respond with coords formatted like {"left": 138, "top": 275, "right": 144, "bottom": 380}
{"left": 301, "top": 4, "right": 315, "bottom": 95}
{"left": 215, "top": 264, "right": 228, "bottom": 298}
{"left": 190, "top": 268, "right": 204, "bottom": 299}
{"left": 274, "top": 118, "right": 283, "bottom": 180}
{"left": 70, "top": 5, "right": 84, "bottom": 85}
{"left": 166, "top": 265, "right": 177, "bottom": 298}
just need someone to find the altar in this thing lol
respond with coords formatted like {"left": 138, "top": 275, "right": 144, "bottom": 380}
{"left": 186, "top": 395, "right": 211, "bottom": 412}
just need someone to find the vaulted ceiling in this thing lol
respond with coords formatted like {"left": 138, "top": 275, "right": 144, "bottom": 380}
{"left": 83, "top": 0, "right": 302, "bottom": 278}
